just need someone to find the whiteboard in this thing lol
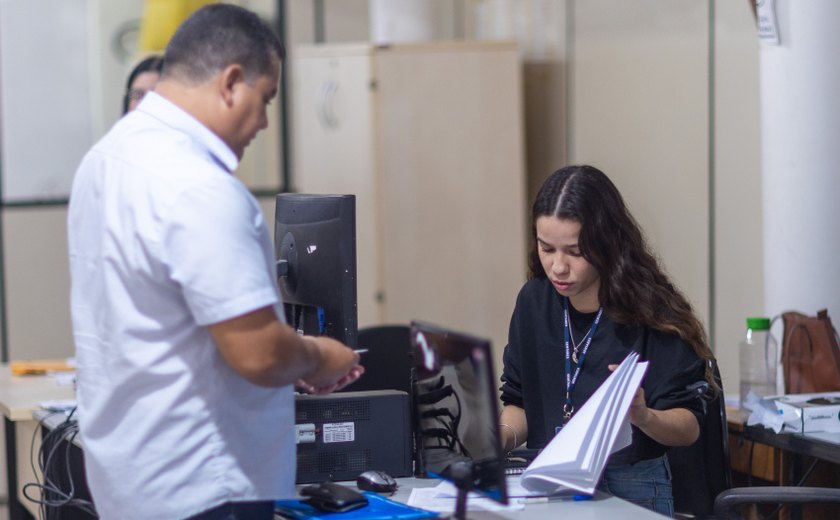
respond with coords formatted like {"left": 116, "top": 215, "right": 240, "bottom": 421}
{"left": 0, "top": 0, "right": 94, "bottom": 202}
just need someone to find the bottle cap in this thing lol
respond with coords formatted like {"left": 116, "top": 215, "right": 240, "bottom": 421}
{"left": 746, "top": 317, "right": 771, "bottom": 330}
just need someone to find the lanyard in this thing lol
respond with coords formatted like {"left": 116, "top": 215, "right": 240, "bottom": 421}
{"left": 562, "top": 297, "right": 603, "bottom": 424}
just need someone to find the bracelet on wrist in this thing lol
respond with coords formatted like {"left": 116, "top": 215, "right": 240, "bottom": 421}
{"left": 499, "top": 423, "right": 518, "bottom": 452}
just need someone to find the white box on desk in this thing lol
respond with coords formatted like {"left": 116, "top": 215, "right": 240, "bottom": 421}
{"left": 775, "top": 392, "right": 840, "bottom": 433}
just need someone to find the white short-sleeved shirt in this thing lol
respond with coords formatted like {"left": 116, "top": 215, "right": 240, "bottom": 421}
{"left": 68, "top": 92, "right": 295, "bottom": 520}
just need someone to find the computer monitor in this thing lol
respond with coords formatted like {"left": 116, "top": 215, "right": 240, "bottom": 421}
{"left": 274, "top": 193, "right": 358, "bottom": 347}
{"left": 410, "top": 321, "right": 508, "bottom": 519}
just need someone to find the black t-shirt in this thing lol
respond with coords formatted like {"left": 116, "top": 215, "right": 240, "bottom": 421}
{"left": 500, "top": 278, "right": 708, "bottom": 464}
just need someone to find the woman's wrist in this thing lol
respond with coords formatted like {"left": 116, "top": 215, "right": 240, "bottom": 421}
{"left": 500, "top": 423, "right": 518, "bottom": 452}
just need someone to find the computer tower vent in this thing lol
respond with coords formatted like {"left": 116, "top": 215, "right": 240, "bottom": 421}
{"left": 294, "top": 391, "right": 412, "bottom": 483}
{"left": 296, "top": 398, "right": 370, "bottom": 422}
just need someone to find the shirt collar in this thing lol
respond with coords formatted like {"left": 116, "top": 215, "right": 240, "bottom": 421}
{"left": 136, "top": 92, "right": 239, "bottom": 173}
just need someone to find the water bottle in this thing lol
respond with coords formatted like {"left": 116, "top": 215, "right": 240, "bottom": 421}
{"left": 739, "top": 317, "right": 778, "bottom": 407}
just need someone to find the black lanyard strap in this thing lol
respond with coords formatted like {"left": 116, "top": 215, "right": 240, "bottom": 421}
{"left": 562, "top": 297, "right": 604, "bottom": 422}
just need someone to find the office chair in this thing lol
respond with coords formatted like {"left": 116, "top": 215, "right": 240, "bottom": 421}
{"left": 340, "top": 324, "right": 413, "bottom": 394}
{"left": 669, "top": 360, "right": 840, "bottom": 519}
{"left": 669, "top": 361, "right": 732, "bottom": 518}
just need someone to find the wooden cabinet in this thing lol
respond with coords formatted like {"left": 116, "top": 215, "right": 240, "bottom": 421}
{"left": 290, "top": 41, "right": 528, "bottom": 352}
{"left": 727, "top": 407, "right": 783, "bottom": 483}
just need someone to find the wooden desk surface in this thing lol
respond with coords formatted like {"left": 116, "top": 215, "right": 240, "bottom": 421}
{"left": 0, "top": 363, "right": 75, "bottom": 421}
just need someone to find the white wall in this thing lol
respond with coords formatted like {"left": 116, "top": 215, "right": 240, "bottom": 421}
{"left": 713, "top": 0, "right": 763, "bottom": 399}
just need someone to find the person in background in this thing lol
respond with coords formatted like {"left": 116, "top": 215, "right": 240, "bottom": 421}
{"left": 122, "top": 54, "right": 164, "bottom": 114}
{"left": 68, "top": 5, "right": 362, "bottom": 520}
{"left": 498, "top": 165, "right": 716, "bottom": 517}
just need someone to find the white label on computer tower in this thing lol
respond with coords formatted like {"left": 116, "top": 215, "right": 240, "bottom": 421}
{"left": 322, "top": 422, "right": 355, "bottom": 443}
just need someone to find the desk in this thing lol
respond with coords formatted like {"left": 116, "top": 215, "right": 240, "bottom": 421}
{"left": 389, "top": 478, "right": 667, "bottom": 519}
{"left": 727, "top": 406, "right": 840, "bottom": 520}
{"left": 0, "top": 364, "right": 75, "bottom": 520}
{"left": 726, "top": 406, "right": 840, "bottom": 479}
{"left": 740, "top": 426, "right": 840, "bottom": 466}
{"left": 22, "top": 418, "right": 668, "bottom": 520}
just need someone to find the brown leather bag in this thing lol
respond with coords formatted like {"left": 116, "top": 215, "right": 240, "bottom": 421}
{"left": 781, "top": 309, "right": 840, "bottom": 394}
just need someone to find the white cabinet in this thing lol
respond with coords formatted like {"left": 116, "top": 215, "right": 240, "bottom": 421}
{"left": 291, "top": 41, "right": 527, "bottom": 351}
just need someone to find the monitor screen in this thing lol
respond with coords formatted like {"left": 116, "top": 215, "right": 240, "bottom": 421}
{"left": 274, "top": 193, "right": 358, "bottom": 347}
{"left": 410, "top": 321, "right": 508, "bottom": 506}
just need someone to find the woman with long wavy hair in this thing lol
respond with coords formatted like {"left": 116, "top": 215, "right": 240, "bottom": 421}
{"left": 499, "top": 165, "right": 716, "bottom": 516}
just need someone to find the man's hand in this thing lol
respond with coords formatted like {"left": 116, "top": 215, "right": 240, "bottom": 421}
{"left": 297, "top": 365, "right": 364, "bottom": 395}
{"left": 297, "top": 336, "right": 364, "bottom": 394}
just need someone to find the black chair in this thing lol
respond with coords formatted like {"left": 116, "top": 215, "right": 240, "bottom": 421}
{"left": 670, "top": 361, "right": 732, "bottom": 518}
{"left": 669, "top": 360, "right": 840, "bottom": 519}
{"left": 340, "top": 324, "right": 413, "bottom": 394}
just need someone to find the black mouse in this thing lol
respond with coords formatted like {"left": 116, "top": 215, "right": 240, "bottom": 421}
{"left": 356, "top": 470, "right": 398, "bottom": 493}
{"left": 299, "top": 481, "right": 369, "bottom": 513}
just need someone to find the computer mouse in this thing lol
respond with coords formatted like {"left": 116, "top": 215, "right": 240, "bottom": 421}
{"left": 356, "top": 470, "right": 398, "bottom": 493}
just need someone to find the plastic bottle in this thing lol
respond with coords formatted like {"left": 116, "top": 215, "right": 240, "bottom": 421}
{"left": 739, "top": 317, "right": 778, "bottom": 408}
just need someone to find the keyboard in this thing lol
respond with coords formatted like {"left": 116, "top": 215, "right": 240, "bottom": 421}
{"left": 504, "top": 457, "right": 530, "bottom": 475}
{"left": 504, "top": 448, "right": 539, "bottom": 475}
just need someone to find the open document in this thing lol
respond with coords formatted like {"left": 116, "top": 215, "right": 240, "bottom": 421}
{"left": 520, "top": 352, "right": 648, "bottom": 496}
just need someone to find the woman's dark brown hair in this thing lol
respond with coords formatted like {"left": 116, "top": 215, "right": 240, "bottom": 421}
{"left": 529, "top": 165, "right": 717, "bottom": 389}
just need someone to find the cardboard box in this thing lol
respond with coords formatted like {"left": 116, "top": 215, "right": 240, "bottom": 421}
{"left": 775, "top": 392, "right": 840, "bottom": 433}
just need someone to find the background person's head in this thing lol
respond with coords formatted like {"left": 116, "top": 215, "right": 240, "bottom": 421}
{"left": 123, "top": 55, "right": 164, "bottom": 114}
{"left": 158, "top": 4, "right": 284, "bottom": 160}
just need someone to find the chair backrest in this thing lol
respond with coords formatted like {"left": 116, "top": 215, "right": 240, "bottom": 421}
{"left": 669, "top": 360, "right": 732, "bottom": 518}
{"left": 339, "top": 324, "right": 413, "bottom": 394}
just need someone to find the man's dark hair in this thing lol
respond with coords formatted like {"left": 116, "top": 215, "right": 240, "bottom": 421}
{"left": 162, "top": 4, "right": 284, "bottom": 84}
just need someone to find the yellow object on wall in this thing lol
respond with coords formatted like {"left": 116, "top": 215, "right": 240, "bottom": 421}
{"left": 139, "top": 0, "right": 218, "bottom": 53}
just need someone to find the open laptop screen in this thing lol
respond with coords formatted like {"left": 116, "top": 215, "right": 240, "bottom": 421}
{"left": 410, "top": 320, "right": 508, "bottom": 504}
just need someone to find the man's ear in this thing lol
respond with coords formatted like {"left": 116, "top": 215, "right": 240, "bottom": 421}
{"left": 219, "top": 64, "right": 245, "bottom": 106}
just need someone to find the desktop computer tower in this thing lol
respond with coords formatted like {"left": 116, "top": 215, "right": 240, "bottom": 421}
{"left": 294, "top": 390, "right": 413, "bottom": 483}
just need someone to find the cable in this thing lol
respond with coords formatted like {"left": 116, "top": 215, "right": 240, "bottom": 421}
{"left": 22, "top": 408, "right": 97, "bottom": 518}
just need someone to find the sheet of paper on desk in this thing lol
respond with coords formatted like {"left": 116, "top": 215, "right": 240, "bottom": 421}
{"left": 408, "top": 484, "right": 525, "bottom": 512}
{"left": 38, "top": 399, "right": 77, "bottom": 412}
{"left": 744, "top": 391, "right": 785, "bottom": 433}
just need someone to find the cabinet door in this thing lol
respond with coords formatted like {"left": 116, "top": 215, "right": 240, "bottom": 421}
{"left": 374, "top": 42, "right": 528, "bottom": 352}
{"left": 292, "top": 47, "right": 384, "bottom": 326}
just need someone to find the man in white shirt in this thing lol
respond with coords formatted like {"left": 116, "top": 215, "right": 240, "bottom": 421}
{"left": 67, "top": 5, "right": 362, "bottom": 519}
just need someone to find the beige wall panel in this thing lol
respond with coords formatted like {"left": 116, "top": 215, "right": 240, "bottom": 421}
{"left": 523, "top": 60, "right": 566, "bottom": 211}
{"left": 570, "top": 1, "right": 710, "bottom": 328}
{"left": 3, "top": 207, "right": 73, "bottom": 360}
{"left": 713, "top": 1, "right": 763, "bottom": 397}
{"left": 236, "top": 98, "right": 283, "bottom": 192}
{"left": 257, "top": 195, "right": 277, "bottom": 237}
{"left": 324, "top": 0, "right": 370, "bottom": 42}
{"left": 374, "top": 42, "right": 527, "bottom": 355}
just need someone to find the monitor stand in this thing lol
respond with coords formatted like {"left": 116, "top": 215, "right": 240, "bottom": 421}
{"left": 446, "top": 460, "right": 475, "bottom": 520}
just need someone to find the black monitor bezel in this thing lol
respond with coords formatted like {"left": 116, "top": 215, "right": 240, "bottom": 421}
{"left": 410, "top": 320, "right": 508, "bottom": 505}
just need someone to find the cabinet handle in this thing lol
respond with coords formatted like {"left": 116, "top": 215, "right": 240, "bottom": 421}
{"left": 317, "top": 81, "right": 339, "bottom": 129}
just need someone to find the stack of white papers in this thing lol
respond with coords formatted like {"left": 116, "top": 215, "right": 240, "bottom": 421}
{"left": 520, "top": 352, "right": 648, "bottom": 495}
